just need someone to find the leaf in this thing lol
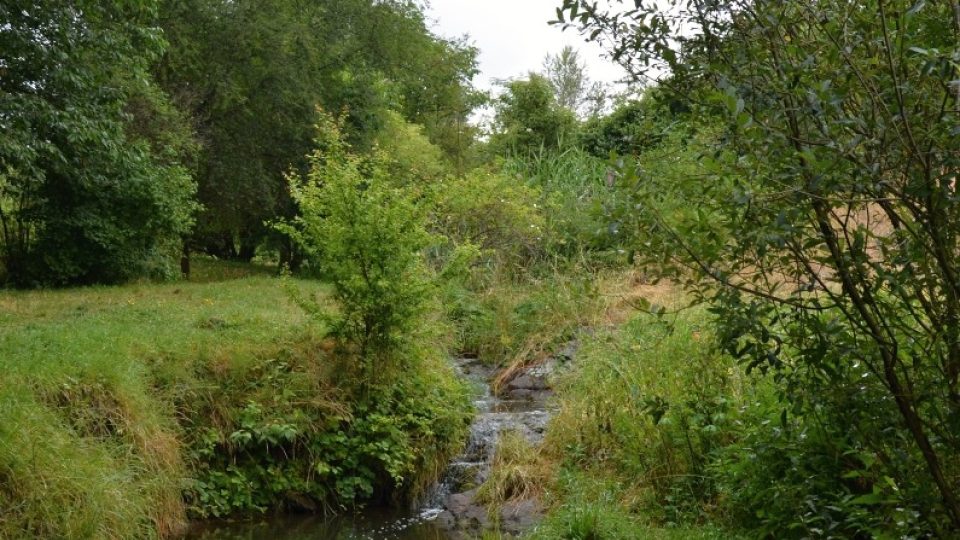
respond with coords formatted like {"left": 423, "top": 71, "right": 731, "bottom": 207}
{"left": 849, "top": 493, "right": 883, "bottom": 505}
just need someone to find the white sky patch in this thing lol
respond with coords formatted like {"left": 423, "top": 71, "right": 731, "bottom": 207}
{"left": 424, "top": 0, "right": 628, "bottom": 96}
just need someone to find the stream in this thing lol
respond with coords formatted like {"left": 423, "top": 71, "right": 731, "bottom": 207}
{"left": 185, "top": 354, "right": 561, "bottom": 540}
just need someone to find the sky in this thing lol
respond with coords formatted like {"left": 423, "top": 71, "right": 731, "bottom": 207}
{"left": 423, "top": 0, "right": 628, "bottom": 94}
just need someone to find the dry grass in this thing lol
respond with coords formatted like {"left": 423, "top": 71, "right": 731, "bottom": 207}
{"left": 491, "top": 268, "right": 681, "bottom": 393}
{"left": 476, "top": 430, "right": 554, "bottom": 509}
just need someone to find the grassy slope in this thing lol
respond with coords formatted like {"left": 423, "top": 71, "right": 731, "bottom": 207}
{"left": 479, "top": 274, "right": 748, "bottom": 539}
{"left": 0, "top": 262, "right": 330, "bottom": 538}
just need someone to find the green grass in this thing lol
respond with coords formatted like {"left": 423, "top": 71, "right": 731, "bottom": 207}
{"left": 512, "top": 284, "right": 756, "bottom": 539}
{"left": 0, "top": 265, "right": 330, "bottom": 538}
{"left": 525, "top": 470, "right": 738, "bottom": 540}
{"left": 0, "top": 257, "right": 474, "bottom": 537}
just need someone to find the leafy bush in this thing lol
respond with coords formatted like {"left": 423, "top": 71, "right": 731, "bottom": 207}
{"left": 283, "top": 110, "right": 434, "bottom": 383}
{"left": 375, "top": 110, "right": 450, "bottom": 184}
{"left": 432, "top": 170, "right": 546, "bottom": 268}
{"left": 182, "top": 345, "right": 470, "bottom": 517}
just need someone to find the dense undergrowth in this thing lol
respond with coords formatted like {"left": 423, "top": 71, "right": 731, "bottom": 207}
{"left": 0, "top": 260, "right": 471, "bottom": 538}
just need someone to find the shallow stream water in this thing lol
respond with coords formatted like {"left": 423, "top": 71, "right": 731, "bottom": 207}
{"left": 185, "top": 357, "right": 552, "bottom": 540}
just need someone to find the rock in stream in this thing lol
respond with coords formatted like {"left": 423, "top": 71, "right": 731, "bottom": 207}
{"left": 422, "top": 350, "right": 572, "bottom": 538}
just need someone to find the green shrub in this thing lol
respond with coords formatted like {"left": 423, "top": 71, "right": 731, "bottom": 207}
{"left": 375, "top": 110, "right": 450, "bottom": 184}
{"left": 283, "top": 110, "right": 434, "bottom": 383}
{"left": 182, "top": 342, "right": 470, "bottom": 517}
{"left": 432, "top": 170, "right": 546, "bottom": 268}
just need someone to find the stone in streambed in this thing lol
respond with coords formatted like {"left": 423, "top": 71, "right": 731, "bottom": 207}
{"left": 444, "top": 489, "right": 492, "bottom": 530}
{"left": 434, "top": 510, "right": 456, "bottom": 529}
{"left": 445, "top": 490, "right": 477, "bottom": 515}
{"left": 506, "top": 374, "right": 549, "bottom": 391}
{"left": 499, "top": 498, "right": 544, "bottom": 535}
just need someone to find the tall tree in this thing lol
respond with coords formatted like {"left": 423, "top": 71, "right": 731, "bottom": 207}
{"left": 542, "top": 46, "right": 588, "bottom": 112}
{"left": 490, "top": 74, "right": 577, "bottom": 153}
{"left": 542, "top": 46, "right": 607, "bottom": 116}
{"left": 155, "top": 0, "right": 481, "bottom": 260}
{"left": 0, "top": 0, "right": 196, "bottom": 286}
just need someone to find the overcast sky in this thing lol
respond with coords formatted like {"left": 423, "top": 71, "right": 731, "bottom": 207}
{"left": 424, "top": 0, "right": 628, "bottom": 93}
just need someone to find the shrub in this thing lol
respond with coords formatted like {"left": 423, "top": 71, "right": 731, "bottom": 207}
{"left": 283, "top": 110, "right": 433, "bottom": 383}
{"left": 432, "top": 170, "right": 546, "bottom": 268}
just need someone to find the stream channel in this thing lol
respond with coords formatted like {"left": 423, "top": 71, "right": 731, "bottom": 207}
{"left": 186, "top": 355, "right": 560, "bottom": 540}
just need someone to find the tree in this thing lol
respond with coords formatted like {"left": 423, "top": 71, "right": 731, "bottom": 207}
{"left": 542, "top": 45, "right": 606, "bottom": 116}
{"left": 155, "top": 0, "right": 482, "bottom": 261}
{"left": 490, "top": 74, "right": 578, "bottom": 154}
{"left": 561, "top": 0, "right": 960, "bottom": 534}
{"left": 0, "top": 1, "right": 196, "bottom": 286}
{"left": 579, "top": 86, "right": 689, "bottom": 158}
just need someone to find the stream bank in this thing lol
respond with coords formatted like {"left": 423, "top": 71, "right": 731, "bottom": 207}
{"left": 186, "top": 345, "right": 575, "bottom": 540}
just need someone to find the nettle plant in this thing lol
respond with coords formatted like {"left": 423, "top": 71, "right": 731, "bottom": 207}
{"left": 560, "top": 0, "right": 960, "bottom": 534}
{"left": 283, "top": 110, "right": 433, "bottom": 384}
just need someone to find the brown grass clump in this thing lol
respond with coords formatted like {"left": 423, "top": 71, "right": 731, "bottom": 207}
{"left": 476, "top": 430, "right": 554, "bottom": 510}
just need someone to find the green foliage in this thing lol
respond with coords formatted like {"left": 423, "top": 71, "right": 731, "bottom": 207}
{"left": 527, "top": 470, "right": 738, "bottom": 540}
{"left": 578, "top": 88, "right": 689, "bottom": 158}
{"left": 376, "top": 110, "right": 450, "bottom": 183}
{"left": 0, "top": 0, "right": 197, "bottom": 286}
{"left": 563, "top": 0, "right": 960, "bottom": 533}
{"left": 541, "top": 46, "right": 605, "bottom": 117}
{"left": 433, "top": 170, "right": 546, "bottom": 267}
{"left": 499, "top": 147, "right": 620, "bottom": 256}
{"left": 155, "top": 0, "right": 481, "bottom": 259}
{"left": 183, "top": 348, "right": 470, "bottom": 518}
{"left": 283, "top": 111, "right": 433, "bottom": 380}
{"left": 0, "top": 271, "right": 470, "bottom": 535}
{"left": 490, "top": 75, "right": 578, "bottom": 154}
{"left": 450, "top": 268, "right": 600, "bottom": 371}
{"left": 546, "top": 301, "right": 749, "bottom": 524}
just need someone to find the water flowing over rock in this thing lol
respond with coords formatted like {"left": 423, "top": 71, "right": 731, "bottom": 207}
{"left": 421, "top": 350, "right": 570, "bottom": 538}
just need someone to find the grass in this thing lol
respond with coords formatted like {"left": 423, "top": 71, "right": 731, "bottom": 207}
{"left": 0, "top": 260, "right": 332, "bottom": 537}
{"left": 476, "top": 430, "right": 552, "bottom": 510}
{"left": 1, "top": 252, "right": 475, "bottom": 538}
{"left": 466, "top": 271, "right": 751, "bottom": 539}
{"left": 524, "top": 470, "right": 738, "bottom": 540}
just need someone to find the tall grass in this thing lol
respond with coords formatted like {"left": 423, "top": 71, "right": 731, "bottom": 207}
{"left": 506, "top": 279, "right": 764, "bottom": 537}
{"left": 500, "top": 146, "right": 618, "bottom": 257}
{"left": 0, "top": 271, "right": 326, "bottom": 537}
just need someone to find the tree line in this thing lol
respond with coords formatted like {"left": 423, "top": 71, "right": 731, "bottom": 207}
{"left": 0, "top": 0, "right": 482, "bottom": 286}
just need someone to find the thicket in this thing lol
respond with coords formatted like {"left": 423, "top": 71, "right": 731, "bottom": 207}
{"left": 556, "top": 0, "right": 960, "bottom": 536}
